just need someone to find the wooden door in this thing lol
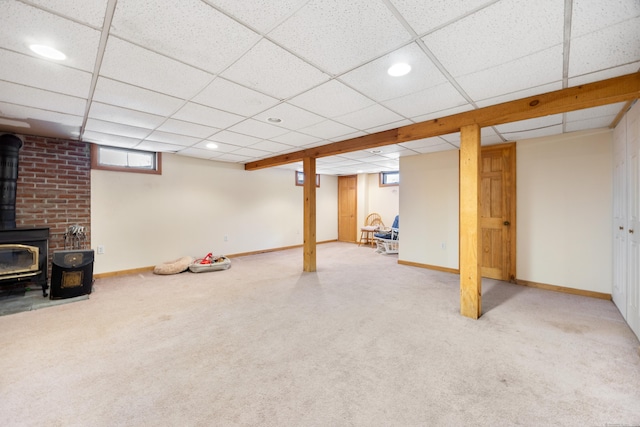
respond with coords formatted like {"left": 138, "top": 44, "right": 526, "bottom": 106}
{"left": 613, "top": 114, "right": 628, "bottom": 317}
{"left": 338, "top": 175, "right": 357, "bottom": 243}
{"left": 480, "top": 143, "right": 516, "bottom": 281}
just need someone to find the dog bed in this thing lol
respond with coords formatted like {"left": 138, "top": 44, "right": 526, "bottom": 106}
{"left": 188, "top": 253, "right": 231, "bottom": 273}
{"left": 153, "top": 256, "right": 194, "bottom": 275}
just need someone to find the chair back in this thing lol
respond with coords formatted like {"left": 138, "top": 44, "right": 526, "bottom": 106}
{"left": 365, "top": 213, "right": 384, "bottom": 228}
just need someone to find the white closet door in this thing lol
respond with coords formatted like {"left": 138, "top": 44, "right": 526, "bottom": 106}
{"left": 627, "top": 101, "right": 640, "bottom": 339}
{"left": 613, "top": 115, "right": 627, "bottom": 318}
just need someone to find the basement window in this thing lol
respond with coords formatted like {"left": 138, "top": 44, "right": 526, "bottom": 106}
{"left": 379, "top": 171, "right": 399, "bottom": 186}
{"left": 91, "top": 145, "right": 162, "bottom": 175}
{"left": 295, "top": 171, "right": 320, "bottom": 187}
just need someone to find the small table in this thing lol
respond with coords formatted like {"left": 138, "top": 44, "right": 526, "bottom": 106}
{"left": 358, "top": 225, "right": 379, "bottom": 247}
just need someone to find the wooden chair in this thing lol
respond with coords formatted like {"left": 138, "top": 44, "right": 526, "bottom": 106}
{"left": 359, "top": 213, "right": 384, "bottom": 247}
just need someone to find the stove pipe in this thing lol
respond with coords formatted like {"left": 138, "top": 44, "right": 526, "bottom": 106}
{"left": 0, "top": 134, "right": 23, "bottom": 230}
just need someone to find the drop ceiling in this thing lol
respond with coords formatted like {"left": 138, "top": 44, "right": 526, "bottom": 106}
{"left": 0, "top": 0, "right": 638, "bottom": 175}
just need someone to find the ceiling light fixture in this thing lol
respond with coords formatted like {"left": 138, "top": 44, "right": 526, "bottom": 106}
{"left": 370, "top": 149, "right": 382, "bottom": 154}
{"left": 267, "top": 117, "right": 282, "bottom": 123}
{"left": 29, "top": 44, "right": 66, "bottom": 60}
{"left": 206, "top": 142, "right": 218, "bottom": 149}
{"left": 387, "top": 62, "right": 411, "bottom": 77}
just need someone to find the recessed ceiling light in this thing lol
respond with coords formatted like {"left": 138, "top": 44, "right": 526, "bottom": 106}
{"left": 29, "top": 44, "right": 66, "bottom": 60}
{"left": 387, "top": 62, "right": 411, "bottom": 77}
{"left": 267, "top": 117, "right": 282, "bottom": 123}
{"left": 370, "top": 149, "right": 382, "bottom": 154}
{"left": 206, "top": 142, "right": 218, "bottom": 149}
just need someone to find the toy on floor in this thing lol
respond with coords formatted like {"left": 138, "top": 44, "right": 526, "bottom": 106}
{"left": 188, "top": 253, "right": 231, "bottom": 273}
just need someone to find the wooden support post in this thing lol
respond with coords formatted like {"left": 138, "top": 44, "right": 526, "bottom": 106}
{"left": 459, "top": 124, "right": 482, "bottom": 319}
{"left": 303, "top": 157, "right": 317, "bottom": 272}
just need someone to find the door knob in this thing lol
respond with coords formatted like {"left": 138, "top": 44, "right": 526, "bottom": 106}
{"left": 503, "top": 221, "right": 510, "bottom": 226}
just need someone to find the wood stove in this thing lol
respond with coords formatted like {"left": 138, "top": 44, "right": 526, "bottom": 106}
{"left": 0, "top": 227, "right": 49, "bottom": 296}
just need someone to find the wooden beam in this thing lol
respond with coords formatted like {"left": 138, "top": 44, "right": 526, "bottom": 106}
{"left": 610, "top": 99, "right": 636, "bottom": 129}
{"left": 459, "top": 124, "right": 482, "bottom": 319}
{"left": 303, "top": 157, "right": 317, "bottom": 272}
{"left": 245, "top": 72, "right": 640, "bottom": 171}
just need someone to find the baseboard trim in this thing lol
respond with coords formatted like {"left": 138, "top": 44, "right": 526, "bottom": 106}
{"left": 515, "top": 279, "right": 611, "bottom": 300}
{"left": 398, "top": 260, "right": 459, "bottom": 274}
{"left": 93, "top": 240, "right": 339, "bottom": 279}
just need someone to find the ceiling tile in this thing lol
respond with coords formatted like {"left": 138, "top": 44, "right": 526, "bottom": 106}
{"left": 382, "top": 82, "right": 469, "bottom": 119}
{"left": 247, "top": 140, "right": 296, "bottom": 153}
{"left": 175, "top": 147, "right": 216, "bottom": 160}
{"left": 144, "top": 131, "right": 203, "bottom": 147}
{"left": 568, "top": 17, "right": 640, "bottom": 78}
{"left": 0, "top": 49, "right": 92, "bottom": 98}
{"left": 340, "top": 42, "right": 448, "bottom": 102}
{"left": 88, "top": 102, "right": 165, "bottom": 129}
{"left": 566, "top": 102, "right": 627, "bottom": 122}
{"left": 365, "top": 119, "right": 413, "bottom": 134}
{"left": 495, "top": 114, "right": 563, "bottom": 134}
{"left": 172, "top": 102, "right": 244, "bottom": 129}
{"left": 288, "top": 80, "right": 375, "bottom": 118}
{"left": 457, "top": 45, "right": 563, "bottom": 102}
{"left": 500, "top": 124, "right": 564, "bottom": 141}
{"left": 82, "top": 130, "right": 142, "bottom": 148}
{"left": 156, "top": 119, "right": 219, "bottom": 139}
{"left": 100, "top": 37, "right": 214, "bottom": 99}
{"left": 85, "top": 118, "right": 152, "bottom": 139}
{"left": 216, "top": 152, "right": 252, "bottom": 162}
{"left": 334, "top": 104, "right": 405, "bottom": 131}
{"left": 253, "top": 103, "right": 326, "bottom": 131}
{"left": 388, "top": 0, "right": 496, "bottom": 35}
{"left": 565, "top": 116, "right": 616, "bottom": 133}
{"left": 136, "top": 140, "right": 186, "bottom": 152}
{"left": 206, "top": 130, "right": 262, "bottom": 147}
{"left": 191, "top": 78, "right": 279, "bottom": 116}
{"left": 412, "top": 143, "right": 455, "bottom": 154}
{"left": 227, "top": 119, "right": 290, "bottom": 139}
{"left": 0, "top": 81, "right": 85, "bottom": 116}
{"left": 474, "top": 82, "right": 563, "bottom": 109}
{"left": 207, "top": 0, "right": 309, "bottom": 33}
{"left": 399, "top": 136, "right": 449, "bottom": 150}
{"left": 111, "top": 0, "right": 260, "bottom": 74}
{"left": 1, "top": 1, "right": 101, "bottom": 72}
{"left": 193, "top": 140, "right": 242, "bottom": 153}
{"left": 568, "top": 62, "right": 640, "bottom": 86}
{"left": 268, "top": 0, "right": 411, "bottom": 75}
{"left": 0, "top": 102, "right": 82, "bottom": 128}
{"left": 221, "top": 39, "right": 329, "bottom": 99}
{"left": 225, "top": 147, "right": 269, "bottom": 158}
{"left": 299, "top": 120, "right": 358, "bottom": 140}
{"left": 571, "top": 0, "right": 640, "bottom": 39}
{"left": 423, "top": 0, "right": 564, "bottom": 77}
{"left": 93, "top": 77, "right": 184, "bottom": 116}
{"left": 269, "top": 131, "right": 322, "bottom": 147}
{"left": 26, "top": 0, "right": 109, "bottom": 27}
{"left": 410, "top": 104, "right": 474, "bottom": 123}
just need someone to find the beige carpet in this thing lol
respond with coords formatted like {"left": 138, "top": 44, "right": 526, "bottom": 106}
{"left": 1, "top": 242, "right": 639, "bottom": 426}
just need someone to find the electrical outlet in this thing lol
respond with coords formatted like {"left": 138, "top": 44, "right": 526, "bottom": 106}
{"left": 97, "top": 245, "right": 105, "bottom": 254}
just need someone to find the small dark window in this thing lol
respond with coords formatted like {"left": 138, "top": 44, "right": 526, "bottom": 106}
{"left": 379, "top": 171, "right": 399, "bottom": 186}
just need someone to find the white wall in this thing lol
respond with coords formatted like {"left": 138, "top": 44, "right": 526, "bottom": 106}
{"left": 400, "top": 150, "right": 460, "bottom": 270}
{"left": 91, "top": 154, "right": 337, "bottom": 274}
{"left": 398, "top": 129, "right": 613, "bottom": 293}
{"left": 357, "top": 173, "right": 399, "bottom": 229}
{"left": 517, "top": 129, "right": 613, "bottom": 293}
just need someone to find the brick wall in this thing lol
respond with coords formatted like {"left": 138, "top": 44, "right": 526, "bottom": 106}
{"left": 15, "top": 135, "right": 91, "bottom": 277}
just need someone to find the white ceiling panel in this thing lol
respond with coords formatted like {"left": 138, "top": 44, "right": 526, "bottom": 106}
{"left": 26, "top": 0, "right": 109, "bottom": 28}
{"left": 288, "top": 80, "right": 375, "bottom": 118}
{"left": 0, "top": 0, "right": 637, "bottom": 176}
{"left": 0, "top": 81, "right": 85, "bottom": 116}
{"left": 268, "top": 0, "right": 411, "bottom": 75}
{"left": 191, "top": 78, "right": 279, "bottom": 117}
{"left": 253, "top": 103, "right": 325, "bottom": 131}
{"left": 172, "top": 102, "right": 244, "bottom": 129}
{"left": 88, "top": 102, "right": 165, "bottom": 129}
{"left": 221, "top": 39, "right": 329, "bottom": 99}
{"left": 299, "top": 120, "right": 359, "bottom": 140}
{"left": 227, "top": 119, "right": 290, "bottom": 140}
{"left": 144, "top": 131, "right": 202, "bottom": 147}
{"left": 85, "top": 118, "right": 152, "bottom": 140}
{"left": 334, "top": 104, "right": 405, "bottom": 131}
{"left": 156, "top": 119, "right": 219, "bottom": 139}
{"left": 423, "top": 0, "right": 564, "bottom": 77}
{"left": 382, "top": 82, "right": 469, "bottom": 119}
{"left": 0, "top": 49, "right": 92, "bottom": 98}
{"left": 568, "top": 16, "right": 640, "bottom": 78}
{"left": 340, "top": 42, "right": 448, "bottom": 102}
{"left": 111, "top": 0, "right": 260, "bottom": 74}
{"left": 457, "top": 45, "right": 563, "bottom": 102}
{"left": 207, "top": 0, "right": 309, "bottom": 34}
{"left": 99, "top": 37, "right": 214, "bottom": 99}
{"left": 388, "top": 0, "right": 497, "bottom": 35}
{"left": 1, "top": 1, "right": 101, "bottom": 72}
{"left": 136, "top": 140, "right": 186, "bottom": 152}
{"left": 93, "top": 77, "right": 184, "bottom": 116}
